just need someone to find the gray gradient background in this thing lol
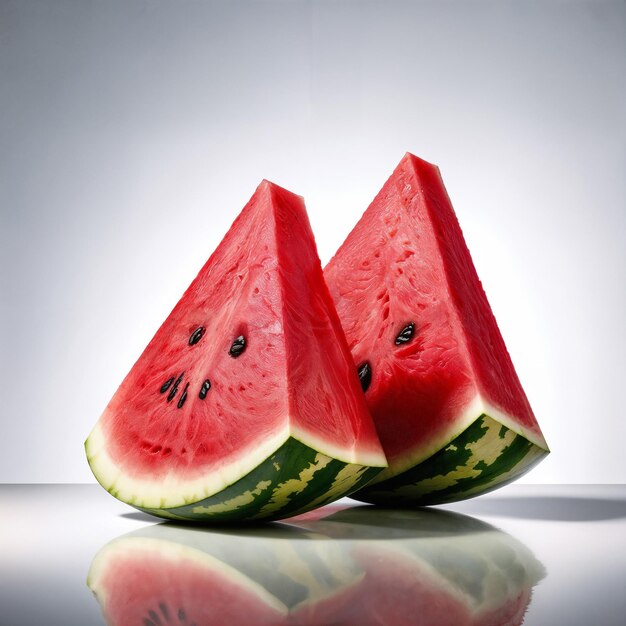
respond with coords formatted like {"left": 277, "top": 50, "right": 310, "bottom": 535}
{"left": 1, "top": 0, "right": 624, "bottom": 484}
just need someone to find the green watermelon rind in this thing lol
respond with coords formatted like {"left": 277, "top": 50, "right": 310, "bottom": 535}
{"left": 365, "top": 394, "right": 548, "bottom": 487}
{"left": 352, "top": 412, "right": 548, "bottom": 506}
{"left": 143, "top": 438, "right": 381, "bottom": 523}
{"left": 87, "top": 429, "right": 381, "bottom": 522}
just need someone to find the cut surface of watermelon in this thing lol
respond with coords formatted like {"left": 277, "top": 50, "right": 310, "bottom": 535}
{"left": 86, "top": 180, "right": 385, "bottom": 520}
{"left": 324, "top": 153, "right": 548, "bottom": 505}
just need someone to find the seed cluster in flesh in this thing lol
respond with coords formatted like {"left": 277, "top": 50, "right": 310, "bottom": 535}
{"left": 356, "top": 321, "right": 417, "bottom": 393}
{"left": 157, "top": 328, "right": 249, "bottom": 409}
{"left": 166, "top": 373, "right": 185, "bottom": 403}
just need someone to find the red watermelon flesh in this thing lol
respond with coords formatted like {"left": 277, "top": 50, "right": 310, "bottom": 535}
{"left": 324, "top": 153, "right": 548, "bottom": 485}
{"left": 86, "top": 180, "right": 385, "bottom": 513}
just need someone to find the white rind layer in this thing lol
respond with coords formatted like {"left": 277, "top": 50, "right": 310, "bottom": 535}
{"left": 88, "top": 536, "right": 287, "bottom": 615}
{"left": 482, "top": 397, "right": 548, "bottom": 451}
{"left": 85, "top": 421, "right": 291, "bottom": 509}
{"left": 289, "top": 424, "right": 387, "bottom": 469}
{"left": 369, "top": 393, "right": 549, "bottom": 485}
{"left": 85, "top": 411, "right": 386, "bottom": 510}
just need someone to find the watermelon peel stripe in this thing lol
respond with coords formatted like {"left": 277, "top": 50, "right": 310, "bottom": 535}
{"left": 355, "top": 413, "right": 548, "bottom": 506}
{"left": 136, "top": 438, "right": 380, "bottom": 523}
{"left": 363, "top": 394, "right": 549, "bottom": 487}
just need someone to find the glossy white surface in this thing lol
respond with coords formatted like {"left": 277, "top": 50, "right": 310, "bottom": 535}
{"left": 2, "top": 484, "right": 625, "bottom": 625}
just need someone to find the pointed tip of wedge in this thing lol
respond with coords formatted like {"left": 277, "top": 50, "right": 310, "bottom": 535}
{"left": 401, "top": 151, "right": 441, "bottom": 175}
{"left": 258, "top": 179, "right": 304, "bottom": 202}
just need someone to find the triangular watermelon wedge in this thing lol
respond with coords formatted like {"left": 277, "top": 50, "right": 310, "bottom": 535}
{"left": 86, "top": 181, "right": 386, "bottom": 522}
{"left": 324, "top": 154, "right": 549, "bottom": 506}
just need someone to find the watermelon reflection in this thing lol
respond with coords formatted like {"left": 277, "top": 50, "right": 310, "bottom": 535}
{"left": 88, "top": 506, "right": 544, "bottom": 626}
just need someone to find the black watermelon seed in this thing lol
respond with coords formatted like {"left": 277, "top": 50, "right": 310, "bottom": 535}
{"left": 229, "top": 335, "right": 246, "bottom": 358}
{"left": 199, "top": 379, "right": 211, "bottom": 400}
{"left": 189, "top": 326, "right": 205, "bottom": 346}
{"left": 395, "top": 322, "right": 415, "bottom": 345}
{"left": 167, "top": 372, "right": 184, "bottom": 402}
{"left": 178, "top": 608, "right": 187, "bottom": 622}
{"left": 177, "top": 383, "right": 189, "bottom": 409}
{"left": 143, "top": 619, "right": 156, "bottom": 626}
{"left": 159, "top": 377, "right": 175, "bottom": 393}
{"left": 357, "top": 362, "right": 372, "bottom": 392}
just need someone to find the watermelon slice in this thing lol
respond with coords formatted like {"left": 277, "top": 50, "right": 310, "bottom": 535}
{"left": 324, "top": 153, "right": 549, "bottom": 505}
{"left": 88, "top": 506, "right": 543, "bottom": 626}
{"left": 85, "top": 180, "right": 386, "bottom": 521}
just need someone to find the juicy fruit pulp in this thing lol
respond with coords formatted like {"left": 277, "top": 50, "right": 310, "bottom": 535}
{"left": 324, "top": 153, "right": 549, "bottom": 505}
{"left": 86, "top": 181, "right": 386, "bottom": 521}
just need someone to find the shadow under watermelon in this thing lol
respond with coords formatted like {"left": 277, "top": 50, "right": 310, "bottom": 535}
{"left": 445, "top": 495, "right": 626, "bottom": 522}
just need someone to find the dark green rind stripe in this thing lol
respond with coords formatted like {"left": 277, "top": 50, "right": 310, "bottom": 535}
{"left": 250, "top": 459, "right": 380, "bottom": 523}
{"left": 352, "top": 414, "right": 548, "bottom": 507}
{"left": 136, "top": 437, "right": 382, "bottom": 523}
